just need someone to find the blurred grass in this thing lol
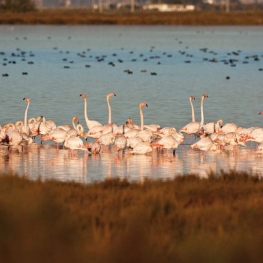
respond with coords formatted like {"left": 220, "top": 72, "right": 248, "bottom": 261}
{"left": 0, "top": 9, "right": 263, "bottom": 25}
{"left": 1, "top": 171, "right": 263, "bottom": 262}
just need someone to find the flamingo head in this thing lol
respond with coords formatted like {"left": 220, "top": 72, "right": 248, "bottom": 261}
{"left": 202, "top": 94, "right": 209, "bottom": 99}
{"left": 80, "top": 94, "right": 86, "bottom": 99}
{"left": 259, "top": 111, "right": 263, "bottom": 115}
{"left": 73, "top": 116, "right": 79, "bottom": 123}
{"left": 23, "top": 97, "right": 30, "bottom": 103}
{"left": 190, "top": 96, "right": 195, "bottom": 100}
{"left": 107, "top": 93, "right": 116, "bottom": 99}
{"left": 140, "top": 102, "right": 148, "bottom": 108}
{"left": 218, "top": 119, "right": 223, "bottom": 128}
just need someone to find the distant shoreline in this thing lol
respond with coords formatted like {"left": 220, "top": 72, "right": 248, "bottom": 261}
{"left": 0, "top": 10, "right": 263, "bottom": 25}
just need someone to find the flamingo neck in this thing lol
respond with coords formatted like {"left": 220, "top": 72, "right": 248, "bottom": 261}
{"left": 190, "top": 98, "right": 195, "bottom": 122}
{"left": 107, "top": 97, "right": 112, "bottom": 124}
{"left": 83, "top": 97, "right": 90, "bottom": 128}
{"left": 140, "top": 105, "right": 144, "bottom": 131}
{"left": 77, "top": 124, "right": 84, "bottom": 136}
{"left": 200, "top": 96, "right": 205, "bottom": 126}
{"left": 24, "top": 101, "right": 29, "bottom": 125}
{"left": 23, "top": 101, "right": 30, "bottom": 134}
{"left": 72, "top": 118, "right": 77, "bottom": 130}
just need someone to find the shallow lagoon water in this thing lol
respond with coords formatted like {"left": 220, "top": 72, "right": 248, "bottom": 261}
{"left": 0, "top": 25, "right": 263, "bottom": 183}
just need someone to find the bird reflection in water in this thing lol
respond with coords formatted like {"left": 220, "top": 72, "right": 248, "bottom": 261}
{"left": 1, "top": 142, "right": 263, "bottom": 183}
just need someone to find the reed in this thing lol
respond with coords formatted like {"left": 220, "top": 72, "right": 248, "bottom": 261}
{"left": 0, "top": 171, "right": 263, "bottom": 262}
{"left": 0, "top": 10, "right": 263, "bottom": 25}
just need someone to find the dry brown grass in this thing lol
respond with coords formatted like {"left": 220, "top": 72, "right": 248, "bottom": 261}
{"left": 0, "top": 9, "right": 263, "bottom": 25}
{"left": 1, "top": 171, "right": 263, "bottom": 262}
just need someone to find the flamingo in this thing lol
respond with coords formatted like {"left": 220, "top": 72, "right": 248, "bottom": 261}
{"left": 113, "top": 124, "right": 131, "bottom": 136}
{"left": 41, "top": 128, "right": 68, "bottom": 150}
{"left": 171, "top": 131, "right": 185, "bottom": 145}
{"left": 85, "top": 141, "right": 101, "bottom": 154}
{"left": 203, "top": 119, "right": 223, "bottom": 135}
{"left": 123, "top": 103, "right": 148, "bottom": 140}
{"left": 151, "top": 134, "right": 179, "bottom": 156}
{"left": 180, "top": 94, "right": 208, "bottom": 144}
{"left": 57, "top": 116, "right": 81, "bottom": 136}
{"left": 246, "top": 128, "right": 263, "bottom": 145}
{"left": 134, "top": 102, "right": 153, "bottom": 142}
{"left": 21, "top": 97, "right": 30, "bottom": 136}
{"left": 127, "top": 136, "right": 143, "bottom": 149}
{"left": 102, "top": 93, "right": 117, "bottom": 135}
{"left": 107, "top": 92, "right": 116, "bottom": 124}
{"left": 84, "top": 125, "right": 104, "bottom": 139}
{"left": 80, "top": 93, "right": 102, "bottom": 130}
{"left": 64, "top": 135, "right": 90, "bottom": 155}
{"left": 219, "top": 122, "right": 238, "bottom": 134}
{"left": 154, "top": 127, "right": 177, "bottom": 136}
{"left": 114, "top": 135, "right": 127, "bottom": 155}
{"left": 130, "top": 141, "right": 153, "bottom": 155}
{"left": 97, "top": 132, "right": 115, "bottom": 152}
{"left": 189, "top": 95, "right": 196, "bottom": 122}
{"left": 28, "top": 116, "right": 42, "bottom": 141}
{"left": 125, "top": 117, "right": 139, "bottom": 130}
{"left": 3, "top": 124, "right": 23, "bottom": 149}
{"left": 38, "top": 116, "right": 56, "bottom": 136}
{"left": 0, "top": 126, "right": 7, "bottom": 143}
{"left": 191, "top": 134, "right": 217, "bottom": 152}
{"left": 144, "top": 124, "right": 162, "bottom": 132}
{"left": 255, "top": 142, "right": 263, "bottom": 154}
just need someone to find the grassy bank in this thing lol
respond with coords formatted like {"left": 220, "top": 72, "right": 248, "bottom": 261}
{"left": 1, "top": 172, "right": 263, "bottom": 262}
{"left": 0, "top": 10, "right": 263, "bottom": 25}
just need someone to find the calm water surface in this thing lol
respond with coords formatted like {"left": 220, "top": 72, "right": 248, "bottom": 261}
{"left": 0, "top": 25, "right": 263, "bottom": 183}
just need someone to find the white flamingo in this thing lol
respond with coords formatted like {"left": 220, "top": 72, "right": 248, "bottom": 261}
{"left": 64, "top": 135, "right": 89, "bottom": 155}
{"left": 113, "top": 124, "right": 131, "bottom": 136}
{"left": 203, "top": 119, "right": 223, "bottom": 135}
{"left": 107, "top": 92, "right": 116, "bottom": 125}
{"left": 97, "top": 132, "right": 115, "bottom": 152}
{"left": 3, "top": 123, "right": 23, "bottom": 148}
{"left": 114, "top": 135, "right": 127, "bottom": 155}
{"left": 56, "top": 116, "right": 79, "bottom": 134}
{"left": 80, "top": 93, "right": 102, "bottom": 130}
{"left": 39, "top": 116, "right": 56, "bottom": 136}
{"left": 41, "top": 128, "right": 68, "bottom": 150}
{"left": 219, "top": 122, "right": 238, "bottom": 134}
{"left": 191, "top": 134, "right": 217, "bottom": 152}
{"left": 130, "top": 141, "right": 153, "bottom": 155}
{"left": 151, "top": 134, "right": 179, "bottom": 155}
{"left": 127, "top": 136, "right": 143, "bottom": 149}
{"left": 28, "top": 116, "right": 42, "bottom": 141}
{"left": 85, "top": 141, "right": 101, "bottom": 154}
{"left": 21, "top": 97, "right": 30, "bottom": 136}
{"left": 102, "top": 93, "right": 117, "bottom": 134}
{"left": 180, "top": 94, "right": 208, "bottom": 144}
{"left": 154, "top": 127, "right": 177, "bottom": 136}
{"left": 135, "top": 102, "right": 153, "bottom": 142}
{"left": 189, "top": 95, "right": 196, "bottom": 122}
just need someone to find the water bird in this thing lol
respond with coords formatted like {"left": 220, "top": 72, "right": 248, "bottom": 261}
{"left": 80, "top": 93, "right": 102, "bottom": 130}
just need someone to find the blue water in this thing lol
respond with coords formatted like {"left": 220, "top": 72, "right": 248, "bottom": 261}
{"left": 0, "top": 25, "right": 263, "bottom": 183}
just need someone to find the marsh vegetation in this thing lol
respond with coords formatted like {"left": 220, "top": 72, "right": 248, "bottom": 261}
{"left": 0, "top": 9, "right": 263, "bottom": 25}
{"left": 1, "top": 171, "right": 263, "bottom": 262}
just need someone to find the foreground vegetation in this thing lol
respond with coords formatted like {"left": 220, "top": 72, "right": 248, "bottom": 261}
{"left": 1, "top": 171, "right": 263, "bottom": 262}
{"left": 0, "top": 9, "right": 263, "bottom": 25}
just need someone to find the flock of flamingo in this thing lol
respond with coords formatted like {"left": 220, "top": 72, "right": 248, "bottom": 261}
{"left": 1, "top": 92, "right": 263, "bottom": 156}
